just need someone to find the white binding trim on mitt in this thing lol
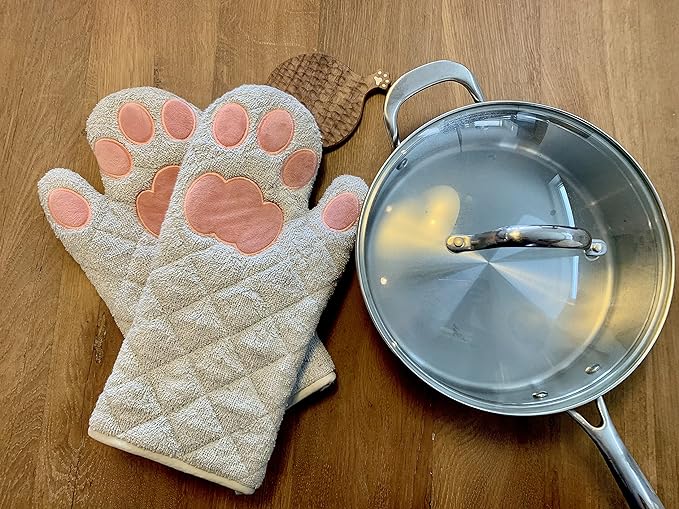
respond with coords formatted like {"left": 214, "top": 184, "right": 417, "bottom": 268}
{"left": 288, "top": 372, "right": 336, "bottom": 407}
{"left": 88, "top": 428, "right": 256, "bottom": 495}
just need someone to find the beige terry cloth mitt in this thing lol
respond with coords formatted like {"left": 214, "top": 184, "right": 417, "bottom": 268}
{"left": 84, "top": 85, "right": 366, "bottom": 492}
{"left": 38, "top": 87, "right": 336, "bottom": 405}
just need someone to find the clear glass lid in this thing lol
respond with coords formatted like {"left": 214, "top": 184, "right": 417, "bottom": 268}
{"left": 359, "top": 103, "right": 672, "bottom": 412}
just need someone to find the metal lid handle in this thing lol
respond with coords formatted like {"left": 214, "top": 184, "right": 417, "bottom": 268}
{"left": 384, "top": 60, "right": 485, "bottom": 147}
{"left": 446, "top": 225, "right": 607, "bottom": 257}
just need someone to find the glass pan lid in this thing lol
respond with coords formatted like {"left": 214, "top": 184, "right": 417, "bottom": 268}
{"left": 358, "top": 103, "right": 672, "bottom": 413}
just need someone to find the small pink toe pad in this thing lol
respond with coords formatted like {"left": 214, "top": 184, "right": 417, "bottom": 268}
{"left": 213, "top": 103, "right": 248, "bottom": 148}
{"left": 323, "top": 192, "right": 360, "bottom": 231}
{"left": 118, "top": 102, "right": 154, "bottom": 144}
{"left": 257, "top": 109, "right": 294, "bottom": 154}
{"left": 162, "top": 99, "right": 196, "bottom": 140}
{"left": 47, "top": 188, "right": 92, "bottom": 229}
{"left": 281, "top": 149, "right": 318, "bottom": 189}
{"left": 94, "top": 139, "right": 132, "bottom": 178}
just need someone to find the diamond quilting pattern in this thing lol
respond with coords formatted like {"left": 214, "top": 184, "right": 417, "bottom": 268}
{"left": 144, "top": 257, "right": 207, "bottom": 315}
{"left": 90, "top": 215, "right": 356, "bottom": 490}
{"left": 191, "top": 244, "right": 248, "bottom": 292}
{"left": 210, "top": 259, "right": 306, "bottom": 332}
{"left": 208, "top": 378, "right": 268, "bottom": 435}
{"left": 185, "top": 337, "right": 246, "bottom": 393}
{"left": 91, "top": 233, "right": 342, "bottom": 490}
{"left": 146, "top": 358, "right": 205, "bottom": 412}
{"left": 103, "top": 341, "right": 142, "bottom": 388}
{"left": 124, "top": 241, "right": 160, "bottom": 285}
{"left": 229, "top": 317, "right": 290, "bottom": 374}
{"left": 125, "top": 317, "right": 184, "bottom": 372}
{"left": 230, "top": 412, "right": 279, "bottom": 474}
{"left": 119, "top": 415, "right": 183, "bottom": 458}
{"left": 249, "top": 351, "right": 305, "bottom": 408}
{"left": 167, "top": 298, "right": 224, "bottom": 353}
{"left": 100, "top": 376, "right": 163, "bottom": 432}
{"left": 180, "top": 436, "right": 248, "bottom": 480}
{"left": 274, "top": 295, "right": 327, "bottom": 351}
{"left": 83, "top": 232, "right": 138, "bottom": 279}
{"left": 168, "top": 396, "right": 225, "bottom": 454}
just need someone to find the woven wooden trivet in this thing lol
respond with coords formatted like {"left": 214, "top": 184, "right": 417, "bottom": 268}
{"left": 267, "top": 53, "right": 391, "bottom": 149}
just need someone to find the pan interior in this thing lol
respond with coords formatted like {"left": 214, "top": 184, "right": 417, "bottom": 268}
{"left": 360, "top": 103, "right": 672, "bottom": 414}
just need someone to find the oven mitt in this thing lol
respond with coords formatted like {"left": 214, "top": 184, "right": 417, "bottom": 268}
{"left": 37, "top": 87, "right": 337, "bottom": 406}
{"left": 86, "top": 85, "right": 367, "bottom": 493}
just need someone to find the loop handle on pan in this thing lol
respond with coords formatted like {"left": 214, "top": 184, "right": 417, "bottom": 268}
{"left": 383, "top": 60, "right": 485, "bottom": 146}
{"left": 569, "top": 397, "right": 664, "bottom": 509}
{"left": 446, "top": 225, "right": 607, "bottom": 257}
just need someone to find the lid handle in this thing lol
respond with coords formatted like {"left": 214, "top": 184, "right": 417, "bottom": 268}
{"left": 446, "top": 225, "right": 607, "bottom": 257}
{"left": 384, "top": 60, "right": 485, "bottom": 147}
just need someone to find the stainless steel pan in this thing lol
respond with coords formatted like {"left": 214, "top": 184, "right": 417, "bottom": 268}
{"left": 356, "top": 60, "right": 674, "bottom": 508}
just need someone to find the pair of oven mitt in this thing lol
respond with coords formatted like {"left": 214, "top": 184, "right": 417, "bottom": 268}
{"left": 37, "top": 85, "right": 367, "bottom": 493}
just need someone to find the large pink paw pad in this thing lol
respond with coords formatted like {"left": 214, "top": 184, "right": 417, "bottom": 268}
{"left": 213, "top": 103, "right": 248, "bottom": 148}
{"left": 47, "top": 188, "right": 92, "bottom": 229}
{"left": 118, "top": 103, "right": 154, "bottom": 144}
{"left": 323, "top": 193, "right": 360, "bottom": 231}
{"left": 281, "top": 149, "right": 318, "bottom": 189}
{"left": 136, "top": 165, "right": 180, "bottom": 236}
{"left": 94, "top": 139, "right": 132, "bottom": 178}
{"left": 184, "top": 174, "right": 283, "bottom": 255}
{"left": 162, "top": 99, "right": 196, "bottom": 140}
{"left": 257, "top": 109, "right": 294, "bottom": 154}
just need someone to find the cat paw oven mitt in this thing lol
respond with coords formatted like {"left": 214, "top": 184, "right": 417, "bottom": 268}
{"left": 38, "top": 87, "right": 342, "bottom": 407}
{"left": 38, "top": 85, "right": 367, "bottom": 493}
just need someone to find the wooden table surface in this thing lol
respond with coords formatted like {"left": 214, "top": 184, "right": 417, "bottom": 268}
{"left": 1, "top": 0, "right": 678, "bottom": 507}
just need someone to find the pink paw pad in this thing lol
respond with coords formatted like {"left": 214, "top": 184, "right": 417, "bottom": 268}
{"left": 323, "top": 193, "right": 361, "bottom": 231}
{"left": 94, "top": 139, "right": 132, "bottom": 178}
{"left": 161, "top": 99, "right": 196, "bottom": 140}
{"left": 136, "top": 165, "right": 180, "bottom": 236}
{"left": 281, "top": 149, "right": 318, "bottom": 189}
{"left": 184, "top": 174, "right": 283, "bottom": 255}
{"left": 118, "top": 102, "right": 154, "bottom": 144}
{"left": 47, "top": 188, "right": 92, "bottom": 229}
{"left": 213, "top": 103, "right": 248, "bottom": 148}
{"left": 257, "top": 109, "right": 294, "bottom": 154}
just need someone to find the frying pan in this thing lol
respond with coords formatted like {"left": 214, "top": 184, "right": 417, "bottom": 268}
{"left": 355, "top": 60, "right": 674, "bottom": 508}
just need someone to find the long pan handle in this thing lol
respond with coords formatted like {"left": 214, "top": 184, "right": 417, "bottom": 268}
{"left": 568, "top": 397, "right": 663, "bottom": 508}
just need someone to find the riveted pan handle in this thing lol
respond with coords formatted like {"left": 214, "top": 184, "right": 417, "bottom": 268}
{"left": 384, "top": 60, "right": 485, "bottom": 147}
{"left": 446, "top": 225, "right": 608, "bottom": 257}
{"left": 569, "top": 397, "right": 664, "bottom": 509}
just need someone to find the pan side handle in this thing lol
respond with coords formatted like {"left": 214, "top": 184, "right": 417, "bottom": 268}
{"left": 568, "top": 397, "right": 664, "bottom": 509}
{"left": 383, "top": 60, "right": 485, "bottom": 147}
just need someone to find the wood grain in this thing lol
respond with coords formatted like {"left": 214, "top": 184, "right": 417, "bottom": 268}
{"left": 1, "top": 0, "right": 678, "bottom": 507}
